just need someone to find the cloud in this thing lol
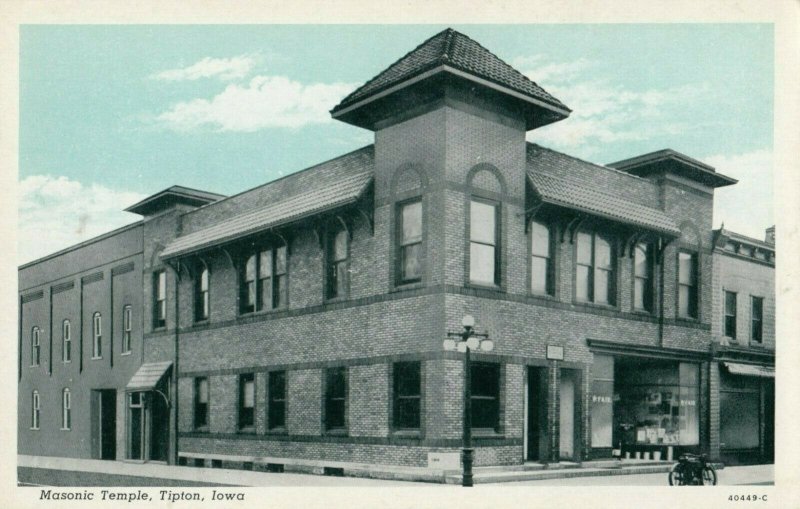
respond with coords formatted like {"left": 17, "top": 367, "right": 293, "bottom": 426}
{"left": 705, "top": 149, "right": 774, "bottom": 239}
{"left": 155, "top": 75, "right": 356, "bottom": 131}
{"left": 18, "top": 175, "right": 146, "bottom": 264}
{"left": 151, "top": 55, "right": 257, "bottom": 82}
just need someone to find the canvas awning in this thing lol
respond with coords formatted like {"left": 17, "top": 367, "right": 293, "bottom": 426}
{"left": 126, "top": 361, "right": 173, "bottom": 391}
{"left": 161, "top": 172, "right": 373, "bottom": 259}
{"left": 724, "top": 362, "right": 775, "bottom": 378}
{"left": 528, "top": 171, "right": 681, "bottom": 236}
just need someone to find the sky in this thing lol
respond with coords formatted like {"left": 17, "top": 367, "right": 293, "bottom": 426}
{"left": 18, "top": 24, "right": 774, "bottom": 264}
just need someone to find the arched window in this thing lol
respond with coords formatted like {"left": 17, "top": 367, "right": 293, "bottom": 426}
{"left": 530, "top": 220, "right": 553, "bottom": 295}
{"left": 122, "top": 306, "right": 132, "bottom": 353}
{"left": 195, "top": 267, "right": 210, "bottom": 321}
{"left": 31, "top": 327, "right": 41, "bottom": 366}
{"left": 31, "top": 391, "right": 40, "bottom": 429}
{"left": 92, "top": 312, "right": 102, "bottom": 359}
{"left": 239, "top": 245, "right": 288, "bottom": 313}
{"left": 62, "top": 320, "right": 71, "bottom": 363}
{"left": 62, "top": 388, "right": 71, "bottom": 430}
{"left": 326, "top": 226, "right": 349, "bottom": 299}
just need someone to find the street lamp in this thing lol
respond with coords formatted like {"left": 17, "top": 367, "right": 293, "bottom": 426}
{"left": 443, "top": 314, "right": 493, "bottom": 487}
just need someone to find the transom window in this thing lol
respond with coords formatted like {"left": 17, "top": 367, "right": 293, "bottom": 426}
{"left": 62, "top": 388, "right": 71, "bottom": 430}
{"left": 195, "top": 267, "right": 210, "bottom": 321}
{"left": 470, "top": 199, "right": 499, "bottom": 286}
{"left": 576, "top": 232, "right": 616, "bottom": 305}
{"left": 326, "top": 228, "right": 349, "bottom": 299}
{"left": 268, "top": 371, "right": 287, "bottom": 431}
{"left": 724, "top": 291, "right": 737, "bottom": 338}
{"left": 751, "top": 296, "right": 763, "bottom": 343}
{"left": 62, "top": 320, "right": 71, "bottom": 362}
{"left": 633, "top": 243, "right": 654, "bottom": 312}
{"left": 92, "top": 312, "right": 102, "bottom": 358}
{"left": 153, "top": 270, "right": 167, "bottom": 328}
{"left": 398, "top": 200, "right": 423, "bottom": 284}
{"left": 31, "top": 327, "right": 40, "bottom": 366}
{"left": 678, "top": 252, "right": 698, "bottom": 318}
{"left": 238, "top": 373, "right": 255, "bottom": 430}
{"left": 324, "top": 367, "right": 347, "bottom": 431}
{"left": 122, "top": 306, "right": 132, "bottom": 354}
{"left": 393, "top": 361, "right": 421, "bottom": 430}
{"left": 240, "top": 246, "right": 287, "bottom": 313}
{"left": 530, "top": 220, "right": 553, "bottom": 295}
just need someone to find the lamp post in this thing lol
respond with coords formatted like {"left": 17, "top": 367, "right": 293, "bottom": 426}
{"left": 443, "top": 315, "right": 493, "bottom": 487}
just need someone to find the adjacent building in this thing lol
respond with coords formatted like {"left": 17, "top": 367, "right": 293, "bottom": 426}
{"left": 18, "top": 28, "right": 774, "bottom": 475}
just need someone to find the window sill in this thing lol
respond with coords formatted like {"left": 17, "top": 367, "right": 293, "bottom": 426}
{"left": 63, "top": 360, "right": 72, "bottom": 364}
{"left": 120, "top": 351, "right": 132, "bottom": 356}
{"left": 392, "top": 281, "right": 425, "bottom": 292}
{"left": 675, "top": 316, "right": 700, "bottom": 324}
{"left": 472, "top": 429, "right": 503, "bottom": 438}
{"left": 467, "top": 282, "right": 502, "bottom": 291}
{"left": 91, "top": 356, "right": 102, "bottom": 360}
{"left": 631, "top": 308, "right": 655, "bottom": 316}
{"left": 153, "top": 325, "right": 167, "bottom": 331}
{"left": 266, "top": 428, "right": 288, "bottom": 435}
{"left": 193, "top": 427, "right": 209, "bottom": 433}
{"left": 237, "top": 427, "right": 255, "bottom": 434}
{"left": 239, "top": 307, "right": 287, "bottom": 318}
{"left": 391, "top": 430, "right": 421, "bottom": 438}
{"left": 30, "top": 427, "right": 39, "bottom": 431}
{"left": 572, "top": 301, "right": 618, "bottom": 311}
{"left": 324, "top": 295, "right": 349, "bottom": 304}
{"left": 60, "top": 428, "right": 71, "bottom": 431}
{"left": 324, "top": 428, "right": 348, "bottom": 437}
{"left": 29, "top": 365, "right": 38, "bottom": 368}
{"left": 194, "top": 318, "right": 210, "bottom": 326}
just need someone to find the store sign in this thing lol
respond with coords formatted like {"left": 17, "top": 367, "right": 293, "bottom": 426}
{"left": 546, "top": 345, "right": 564, "bottom": 360}
{"left": 680, "top": 399, "right": 696, "bottom": 406}
{"left": 592, "top": 395, "right": 612, "bottom": 404}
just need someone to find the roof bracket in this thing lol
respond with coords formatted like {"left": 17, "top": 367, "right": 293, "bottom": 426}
{"left": 523, "top": 202, "right": 545, "bottom": 233}
{"left": 335, "top": 214, "right": 353, "bottom": 241}
{"left": 219, "top": 247, "right": 236, "bottom": 270}
{"left": 355, "top": 207, "right": 374, "bottom": 236}
{"left": 311, "top": 226, "right": 324, "bottom": 250}
{"left": 561, "top": 215, "right": 586, "bottom": 244}
{"left": 656, "top": 236, "right": 675, "bottom": 265}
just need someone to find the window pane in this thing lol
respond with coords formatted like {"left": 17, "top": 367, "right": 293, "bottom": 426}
{"left": 200, "top": 268, "right": 209, "bottom": 290}
{"left": 531, "top": 256, "right": 548, "bottom": 294}
{"left": 259, "top": 251, "right": 272, "bottom": 278}
{"left": 243, "top": 380, "right": 255, "bottom": 408}
{"left": 336, "top": 262, "right": 348, "bottom": 295}
{"left": 594, "top": 268, "right": 610, "bottom": 304}
{"left": 275, "top": 246, "right": 287, "bottom": 274}
{"left": 720, "top": 391, "right": 759, "bottom": 449}
{"left": 634, "top": 244, "right": 649, "bottom": 276}
{"left": 395, "top": 398, "right": 420, "bottom": 429}
{"left": 402, "top": 243, "right": 422, "bottom": 280}
{"left": 158, "top": 271, "right": 166, "bottom": 298}
{"left": 246, "top": 255, "right": 257, "bottom": 280}
{"left": 576, "top": 265, "right": 590, "bottom": 301}
{"left": 395, "top": 362, "right": 421, "bottom": 397}
{"left": 275, "top": 275, "right": 286, "bottom": 307}
{"left": 198, "top": 378, "right": 209, "bottom": 403}
{"left": 594, "top": 236, "right": 612, "bottom": 269}
{"left": 260, "top": 278, "right": 272, "bottom": 309}
{"left": 752, "top": 297, "right": 763, "bottom": 320}
{"left": 725, "top": 291, "right": 736, "bottom": 314}
{"left": 634, "top": 279, "right": 646, "bottom": 309}
{"left": 678, "top": 253, "right": 694, "bottom": 285}
{"left": 471, "top": 363, "right": 499, "bottom": 397}
{"left": 530, "top": 221, "right": 550, "bottom": 257}
{"left": 470, "top": 200, "right": 496, "bottom": 244}
{"left": 334, "top": 229, "right": 348, "bottom": 261}
{"left": 401, "top": 201, "right": 422, "bottom": 243}
{"left": 328, "top": 369, "right": 346, "bottom": 398}
{"left": 679, "top": 286, "right": 690, "bottom": 316}
{"left": 576, "top": 233, "right": 592, "bottom": 264}
{"left": 470, "top": 242, "right": 496, "bottom": 284}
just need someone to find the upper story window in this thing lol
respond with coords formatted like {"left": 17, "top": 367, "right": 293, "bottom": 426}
{"left": 324, "top": 367, "right": 348, "bottom": 432}
{"left": 62, "top": 320, "right": 71, "bottom": 363}
{"left": 195, "top": 267, "right": 209, "bottom": 321}
{"left": 31, "top": 327, "right": 41, "bottom": 366}
{"left": 393, "top": 361, "right": 421, "bottom": 430}
{"left": 62, "top": 388, "right": 71, "bottom": 430}
{"left": 530, "top": 220, "right": 553, "bottom": 295}
{"left": 751, "top": 296, "right": 763, "bottom": 344}
{"left": 153, "top": 270, "right": 167, "bottom": 328}
{"left": 240, "top": 246, "right": 287, "bottom": 314}
{"left": 397, "top": 199, "right": 423, "bottom": 284}
{"left": 194, "top": 377, "right": 209, "bottom": 430}
{"left": 31, "top": 391, "right": 40, "bottom": 430}
{"left": 678, "top": 252, "right": 698, "bottom": 319}
{"left": 268, "top": 370, "right": 287, "bottom": 431}
{"left": 576, "top": 232, "right": 616, "bottom": 305}
{"left": 122, "top": 306, "right": 132, "bottom": 354}
{"left": 326, "top": 227, "right": 349, "bottom": 299}
{"left": 92, "top": 312, "right": 102, "bottom": 358}
{"left": 633, "top": 243, "right": 654, "bottom": 312}
{"left": 723, "top": 291, "right": 737, "bottom": 339}
{"left": 238, "top": 373, "right": 255, "bottom": 430}
{"left": 470, "top": 198, "right": 499, "bottom": 286}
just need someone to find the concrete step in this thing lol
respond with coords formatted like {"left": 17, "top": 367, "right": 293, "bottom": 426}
{"left": 445, "top": 464, "right": 674, "bottom": 484}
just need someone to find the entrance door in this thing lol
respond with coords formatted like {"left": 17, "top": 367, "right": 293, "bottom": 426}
{"left": 128, "top": 392, "right": 144, "bottom": 460}
{"left": 94, "top": 390, "right": 117, "bottom": 460}
{"left": 560, "top": 371, "right": 576, "bottom": 459}
{"left": 526, "top": 367, "right": 546, "bottom": 461}
{"left": 150, "top": 391, "right": 170, "bottom": 462}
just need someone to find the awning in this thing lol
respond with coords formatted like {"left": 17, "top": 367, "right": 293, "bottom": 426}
{"left": 528, "top": 171, "right": 681, "bottom": 236}
{"left": 127, "top": 361, "right": 173, "bottom": 391}
{"left": 724, "top": 362, "right": 775, "bottom": 378}
{"left": 161, "top": 172, "right": 373, "bottom": 259}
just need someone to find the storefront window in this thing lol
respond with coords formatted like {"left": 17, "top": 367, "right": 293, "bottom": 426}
{"left": 591, "top": 355, "right": 614, "bottom": 448}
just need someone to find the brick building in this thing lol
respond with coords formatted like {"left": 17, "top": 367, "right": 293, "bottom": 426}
{"left": 18, "top": 28, "right": 774, "bottom": 474}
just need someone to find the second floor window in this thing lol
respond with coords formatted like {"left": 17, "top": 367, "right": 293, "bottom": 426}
{"left": 62, "top": 388, "right": 71, "bottom": 430}
{"left": 238, "top": 373, "right": 255, "bottom": 430}
{"left": 470, "top": 199, "right": 499, "bottom": 286}
{"left": 576, "top": 232, "right": 616, "bottom": 305}
{"left": 268, "top": 370, "right": 287, "bottom": 431}
{"left": 393, "top": 361, "right": 421, "bottom": 430}
{"left": 62, "top": 320, "right": 71, "bottom": 362}
{"left": 326, "top": 228, "right": 349, "bottom": 299}
{"left": 92, "top": 312, "right": 102, "bottom": 358}
{"left": 31, "top": 327, "right": 40, "bottom": 366}
{"left": 724, "top": 291, "right": 737, "bottom": 338}
{"left": 530, "top": 220, "right": 553, "bottom": 295}
{"left": 678, "top": 252, "right": 698, "bottom": 318}
{"left": 633, "top": 243, "right": 653, "bottom": 311}
{"left": 122, "top": 306, "right": 132, "bottom": 354}
{"left": 153, "top": 270, "right": 166, "bottom": 328}
{"left": 194, "top": 377, "right": 209, "bottom": 429}
{"left": 751, "top": 296, "right": 763, "bottom": 343}
{"left": 195, "top": 267, "right": 210, "bottom": 321}
{"left": 324, "top": 367, "right": 347, "bottom": 431}
{"left": 240, "top": 246, "right": 287, "bottom": 313}
{"left": 398, "top": 199, "right": 423, "bottom": 284}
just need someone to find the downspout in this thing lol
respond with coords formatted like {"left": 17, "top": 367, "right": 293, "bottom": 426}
{"left": 657, "top": 237, "right": 674, "bottom": 348}
{"left": 168, "top": 261, "right": 181, "bottom": 466}
{"left": 48, "top": 286, "right": 53, "bottom": 376}
{"left": 18, "top": 295, "right": 23, "bottom": 381}
{"left": 79, "top": 279, "right": 84, "bottom": 373}
{"left": 110, "top": 272, "right": 114, "bottom": 369}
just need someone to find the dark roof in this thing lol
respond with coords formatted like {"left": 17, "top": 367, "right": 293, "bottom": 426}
{"left": 125, "top": 185, "right": 226, "bottom": 216}
{"left": 608, "top": 149, "right": 737, "bottom": 188}
{"left": 528, "top": 171, "right": 681, "bottom": 236}
{"left": 331, "top": 28, "right": 569, "bottom": 120}
{"left": 713, "top": 228, "right": 775, "bottom": 251}
{"left": 161, "top": 155, "right": 374, "bottom": 259}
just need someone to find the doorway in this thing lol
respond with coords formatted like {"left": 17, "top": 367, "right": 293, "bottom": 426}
{"left": 526, "top": 367, "right": 547, "bottom": 461}
{"left": 91, "top": 390, "right": 117, "bottom": 460}
{"left": 560, "top": 370, "right": 576, "bottom": 459}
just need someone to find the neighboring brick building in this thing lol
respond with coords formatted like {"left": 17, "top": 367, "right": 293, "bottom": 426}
{"left": 18, "top": 28, "right": 774, "bottom": 474}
